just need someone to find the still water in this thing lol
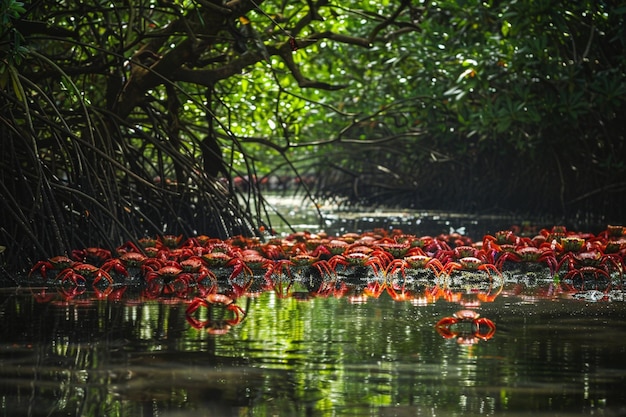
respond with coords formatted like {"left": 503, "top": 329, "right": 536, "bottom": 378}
{"left": 1, "top": 282, "right": 626, "bottom": 417}
{"left": 1, "top": 200, "right": 626, "bottom": 416}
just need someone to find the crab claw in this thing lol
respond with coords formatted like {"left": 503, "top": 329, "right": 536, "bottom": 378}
{"left": 185, "top": 294, "right": 244, "bottom": 331}
{"left": 473, "top": 317, "right": 497, "bottom": 340}
{"left": 185, "top": 298, "right": 212, "bottom": 329}
{"left": 224, "top": 303, "right": 245, "bottom": 326}
{"left": 434, "top": 317, "right": 460, "bottom": 339}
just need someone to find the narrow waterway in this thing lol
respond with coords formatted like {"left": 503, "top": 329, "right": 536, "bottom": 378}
{"left": 1, "top": 196, "right": 624, "bottom": 417}
{"left": 1, "top": 283, "right": 626, "bottom": 417}
{"left": 262, "top": 193, "right": 606, "bottom": 238}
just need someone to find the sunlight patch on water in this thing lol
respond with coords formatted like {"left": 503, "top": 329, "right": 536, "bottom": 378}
{"left": 261, "top": 193, "right": 570, "bottom": 239}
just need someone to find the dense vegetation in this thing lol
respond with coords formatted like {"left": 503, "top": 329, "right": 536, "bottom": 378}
{"left": 293, "top": 1, "right": 626, "bottom": 216}
{"left": 1, "top": 0, "right": 625, "bottom": 273}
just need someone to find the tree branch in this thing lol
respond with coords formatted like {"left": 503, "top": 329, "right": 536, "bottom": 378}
{"left": 277, "top": 45, "right": 347, "bottom": 90}
{"left": 174, "top": 38, "right": 352, "bottom": 91}
{"left": 300, "top": 31, "right": 372, "bottom": 49}
{"left": 367, "top": 0, "right": 414, "bottom": 43}
{"left": 174, "top": 50, "right": 261, "bottom": 86}
{"left": 114, "top": 0, "right": 265, "bottom": 118}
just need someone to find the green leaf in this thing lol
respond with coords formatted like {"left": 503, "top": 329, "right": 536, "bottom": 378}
{"left": 8, "top": 64, "right": 23, "bottom": 102}
{"left": 501, "top": 20, "right": 511, "bottom": 37}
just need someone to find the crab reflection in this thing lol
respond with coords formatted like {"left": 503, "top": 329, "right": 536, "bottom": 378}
{"left": 435, "top": 309, "right": 497, "bottom": 345}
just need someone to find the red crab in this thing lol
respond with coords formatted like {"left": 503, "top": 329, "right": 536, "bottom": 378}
{"left": 442, "top": 257, "right": 502, "bottom": 280}
{"left": 329, "top": 251, "right": 389, "bottom": 277}
{"left": 71, "top": 247, "right": 113, "bottom": 265}
{"left": 158, "top": 234, "right": 184, "bottom": 249}
{"left": 185, "top": 293, "right": 245, "bottom": 334}
{"left": 201, "top": 251, "right": 233, "bottom": 269}
{"left": 57, "top": 263, "right": 115, "bottom": 297}
{"left": 562, "top": 266, "right": 611, "bottom": 291}
{"left": 435, "top": 310, "right": 496, "bottom": 344}
{"left": 144, "top": 265, "right": 195, "bottom": 298}
{"left": 227, "top": 252, "right": 274, "bottom": 281}
{"left": 496, "top": 246, "right": 558, "bottom": 276}
{"left": 385, "top": 254, "right": 445, "bottom": 278}
{"left": 102, "top": 252, "right": 150, "bottom": 277}
{"left": 30, "top": 256, "right": 75, "bottom": 279}
{"left": 288, "top": 254, "right": 335, "bottom": 278}
{"left": 362, "top": 279, "right": 386, "bottom": 298}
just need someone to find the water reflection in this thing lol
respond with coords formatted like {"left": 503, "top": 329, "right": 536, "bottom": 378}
{"left": 435, "top": 309, "right": 497, "bottom": 344}
{"left": 2, "top": 270, "right": 626, "bottom": 416}
{"left": 7, "top": 205, "right": 626, "bottom": 415}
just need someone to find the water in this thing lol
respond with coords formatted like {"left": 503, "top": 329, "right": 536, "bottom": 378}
{"left": 2, "top": 278, "right": 626, "bottom": 416}
{"left": 261, "top": 194, "right": 606, "bottom": 238}
{"left": 1, "top": 199, "right": 625, "bottom": 416}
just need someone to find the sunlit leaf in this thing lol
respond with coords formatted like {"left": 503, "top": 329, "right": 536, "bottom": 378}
{"left": 501, "top": 20, "right": 511, "bottom": 37}
{"left": 456, "top": 68, "right": 476, "bottom": 82}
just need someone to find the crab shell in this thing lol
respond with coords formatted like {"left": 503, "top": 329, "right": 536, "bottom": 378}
{"left": 453, "top": 309, "right": 480, "bottom": 320}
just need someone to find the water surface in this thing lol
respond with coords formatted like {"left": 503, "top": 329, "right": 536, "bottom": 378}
{"left": 1, "top": 280, "right": 625, "bottom": 417}
{"left": 1, "top": 201, "right": 623, "bottom": 416}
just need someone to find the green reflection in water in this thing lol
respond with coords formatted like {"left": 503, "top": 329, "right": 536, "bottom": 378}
{"left": 1, "top": 286, "right": 626, "bottom": 416}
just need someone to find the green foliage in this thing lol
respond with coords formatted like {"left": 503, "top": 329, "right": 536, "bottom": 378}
{"left": 0, "top": 0, "right": 27, "bottom": 88}
{"left": 1, "top": 0, "right": 625, "bottom": 273}
{"left": 281, "top": 0, "right": 626, "bottom": 216}
{"left": 0, "top": 0, "right": 25, "bottom": 24}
